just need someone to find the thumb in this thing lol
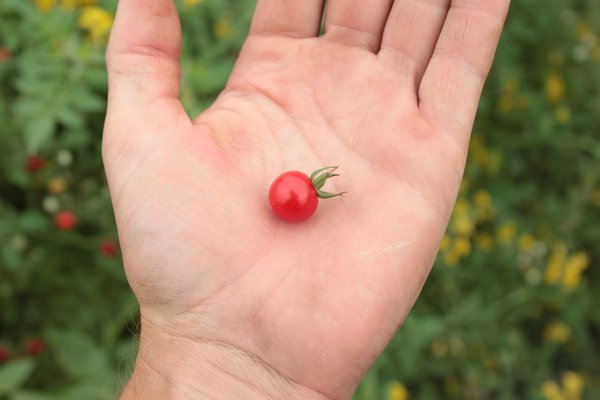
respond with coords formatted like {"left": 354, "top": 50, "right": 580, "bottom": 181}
{"left": 103, "top": 0, "right": 188, "bottom": 200}
{"left": 105, "top": 0, "right": 183, "bottom": 113}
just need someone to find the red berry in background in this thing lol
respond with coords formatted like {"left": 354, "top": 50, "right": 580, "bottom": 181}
{"left": 26, "top": 339, "right": 45, "bottom": 356}
{"left": 0, "top": 48, "right": 10, "bottom": 62}
{"left": 0, "top": 346, "right": 10, "bottom": 362}
{"left": 100, "top": 239, "right": 118, "bottom": 257}
{"left": 268, "top": 166, "right": 346, "bottom": 223}
{"left": 55, "top": 211, "right": 77, "bottom": 231}
{"left": 25, "top": 155, "right": 45, "bottom": 173}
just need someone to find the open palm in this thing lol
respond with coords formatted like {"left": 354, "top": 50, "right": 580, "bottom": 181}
{"left": 104, "top": 1, "right": 509, "bottom": 399}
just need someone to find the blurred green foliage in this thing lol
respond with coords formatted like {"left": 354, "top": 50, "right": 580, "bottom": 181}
{"left": 0, "top": 0, "right": 599, "bottom": 399}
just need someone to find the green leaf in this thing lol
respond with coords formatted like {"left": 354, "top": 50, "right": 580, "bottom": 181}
{"left": 0, "top": 359, "right": 36, "bottom": 395}
{"left": 2, "top": 246, "right": 22, "bottom": 271}
{"left": 11, "top": 390, "right": 52, "bottom": 400}
{"left": 46, "top": 330, "right": 114, "bottom": 385}
{"left": 13, "top": 98, "right": 47, "bottom": 117}
{"left": 24, "top": 116, "right": 54, "bottom": 153}
{"left": 190, "top": 59, "right": 234, "bottom": 94}
{"left": 68, "top": 87, "right": 105, "bottom": 112}
{"left": 56, "top": 107, "right": 84, "bottom": 129}
{"left": 18, "top": 211, "right": 50, "bottom": 233}
{"left": 53, "top": 382, "right": 114, "bottom": 400}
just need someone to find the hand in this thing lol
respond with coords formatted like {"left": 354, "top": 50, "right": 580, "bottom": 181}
{"left": 104, "top": 0, "right": 510, "bottom": 399}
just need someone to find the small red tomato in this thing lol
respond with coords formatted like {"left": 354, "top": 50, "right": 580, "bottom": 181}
{"left": 26, "top": 338, "right": 44, "bottom": 356}
{"left": 25, "top": 155, "right": 45, "bottom": 173}
{"left": 269, "top": 166, "right": 346, "bottom": 223}
{"left": 55, "top": 211, "right": 77, "bottom": 231}
{"left": 0, "top": 48, "right": 10, "bottom": 62}
{"left": 100, "top": 239, "right": 118, "bottom": 257}
{"left": 0, "top": 346, "right": 10, "bottom": 362}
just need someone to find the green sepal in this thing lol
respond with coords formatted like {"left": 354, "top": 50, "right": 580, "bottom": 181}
{"left": 309, "top": 165, "right": 346, "bottom": 199}
{"left": 316, "top": 190, "right": 347, "bottom": 199}
{"left": 310, "top": 165, "right": 339, "bottom": 181}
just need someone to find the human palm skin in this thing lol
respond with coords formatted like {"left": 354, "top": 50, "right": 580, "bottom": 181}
{"left": 104, "top": 1, "right": 510, "bottom": 399}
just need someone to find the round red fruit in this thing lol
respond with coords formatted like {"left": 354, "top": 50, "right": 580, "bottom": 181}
{"left": 55, "top": 211, "right": 76, "bottom": 231}
{"left": 269, "top": 166, "right": 346, "bottom": 223}
{"left": 0, "top": 346, "right": 10, "bottom": 362}
{"left": 269, "top": 171, "right": 318, "bottom": 223}
{"left": 26, "top": 155, "right": 45, "bottom": 173}
{"left": 0, "top": 48, "right": 10, "bottom": 62}
{"left": 26, "top": 338, "right": 45, "bottom": 356}
{"left": 100, "top": 239, "right": 118, "bottom": 257}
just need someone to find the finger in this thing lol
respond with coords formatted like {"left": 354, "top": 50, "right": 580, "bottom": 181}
{"left": 419, "top": 0, "right": 510, "bottom": 135}
{"left": 106, "top": 0, "right": 182, "bottom": 112}
{"left": 322, "top": 0, "right": 394, "bottom": 52}
{"left": 250, "top": 0, "right": 325, "bottom": 38}
{"left": 379, "top": 0, "right": 450, "bottom": 87}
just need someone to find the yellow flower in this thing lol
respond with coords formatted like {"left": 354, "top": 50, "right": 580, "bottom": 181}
{"left": 543, "top": 243, "right": 590, "bottom": 291}
{"left": 452, "top": 214, "right": 474, "bottom": 236}
{"left": 450, "top": 199, "right": 474, "bottom": 236}
{"left": 388, "top": 381, "right": 409, "bottom": 400}
{"left": 440, "top": 235, "right": 450, "bottom": 251}
{"left": 78, "top": 6, "right": 114, "bottom": 43}
{"left": 546, "top": 72, "right": 566, "bottom": 103}
{"left": 498, "top": 221, "right": 517, "bottom": 243}
{"left": 454, "top": 199, "right": 469, "bottom": 215}
{"left": 444, "top": 252, "right": 460, "bottom": 267}
{"left": 214, "top": 19, "right": 232, "bottom": 38}
{"left": 576, "top": 22, "right": 592, "bottom": 39}
{"left": 470, "top": 141, "right": 502, "bottom": 174}
{"left": 475, "top": 233, "right": 493, "bottom": 251}
{"left": 591, "top": 189, "right": 600, "bottom": 207}
{"left": 61, "top": 0, "right": 95, "bottom": 11}
{"left": 518, "top": 233, "right": 536, "bottom": 252}
{"left": 503, "top": 77, "right": 519, "bottom": 93}
{"left": 35, "top": 0, "right": 56, "bottom": 12}
{"left": 594, "top": 44, "right": 600, "bottom": 61}
{"left": 474, "top": 190, "right": 492, "bottom": 210}
{"left": 562, "top": 371, "right": 584, "bottom": 400}
{"left": 544, "top": 242, "right": 567, "bottom": 285}
{"left": 443, "top": 236, "right": 470, "bottom": 266}
{"left": 453, "top": 237, "right": 471, "bottom": 258}
{"left": 474, "top": 190, "right": 495, "bottom": 220}
{"left": 184, "top": 0, "right": 204, "bottom": 8}
{"left": 555, "top": 107, "right": 572, "bottom": 124}
{"left": 498, "top": 94, "right": 514, "bottom": 114}
{"left": 497, "top": 77, "right": 521, "bottom": 113}
{"left": 562, "top": 252, "right": 590, "bottom": 291}
{"left": 541, "top": 380, "right": 564, "bottom": 400}
{"left": 544, "top": 321, "right": 571, "bottom": 343}
{"left": 431, "top": 340, "right": 448, "bottom": 358}
{"left": 48, "top": 177, "right": 68, "bottom": 194}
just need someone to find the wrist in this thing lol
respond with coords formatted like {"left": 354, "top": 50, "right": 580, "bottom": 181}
{"left": 121, "top": 314, "right": 329, "bottom": 400}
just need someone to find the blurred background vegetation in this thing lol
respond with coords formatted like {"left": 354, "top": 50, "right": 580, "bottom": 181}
{"left": 0, "top": 0, "right": 598, "bottom": 399}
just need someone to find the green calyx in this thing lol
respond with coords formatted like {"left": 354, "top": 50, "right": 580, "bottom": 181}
{"left": 310, "top": 166, "right": 347, "bottom": 199}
